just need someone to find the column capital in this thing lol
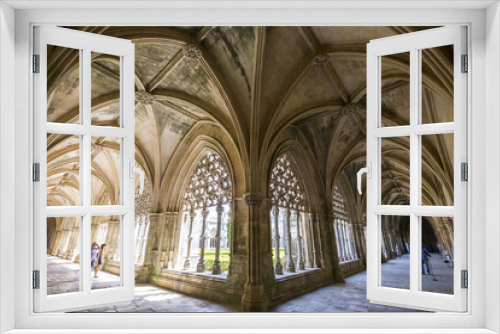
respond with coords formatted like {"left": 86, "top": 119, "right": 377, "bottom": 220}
{"left": 215, "top": 204, "right": 224, "bottom": 214}
{"left": 201, "top": 208, "right": 210, "bottom": 218}
{"left": 243, "top": 193, "right": 264, "bottom": 207}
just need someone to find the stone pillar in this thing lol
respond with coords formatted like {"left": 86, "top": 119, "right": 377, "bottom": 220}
{"left": 333, "top": 220, "right": 340, "bottom": 261}
{"left": 342, "top": 221, "right": 350, "bottom": 261}
{"left": 381, "top": 229, "right": 388, "bottom": 262}
{"left": 315, "top": 213, "right": 326, "bottom": 269}
{"left": 241, "top": 193, "right": 268, "bottom": 312}
{"left": 107, "top": 220, "right": 117, "bottom": 260}
{"left": 337, "top": 219, "right": 347, "bottom": 262}
{"left": 212, "top": 204, "right": 224, "bottom": 275}
{"left": 308, "top": 212, "right": 320, "bottom": 268}
{"left": 134, "top": 216, "right": 144, "bottom": 262}
{"left": 66, "top": 222, "right": 80, "bottom": 260}
{"left": 166, "top": 212, "right": 179, "bottom": 269}
{"left": 283, "top": 207, "right": 295, "bottom": 273}
{"left": 302, "top": 211, "right": 312, "bottom": 268}
{"left": 197, "top": 209, "right": 209, "bottom": 272}
{"left": 271, "top": 205, "right": 283, "bottom": 274}
{"left": 183, "top": 210, "right": 196, "bottom": 270}
{"left": 443, "top": 218, "right": 454, "bottom": 257}
{"left": 347, "top": 223, "right": 355, "bottom": 260}
{"left": 353, "top": 223, "right": 366, "bottom": 264}
{"left": 112, "top": 219, "right": 121, "bottom": 260}
{"left": 137, "top": 215, "right": 149, "bottom": 264}
{"left": 147, "top": 213, "right": 163, "bottom": 274}
{"left": 296, "top": 210, "right": 305, "bottom": 270}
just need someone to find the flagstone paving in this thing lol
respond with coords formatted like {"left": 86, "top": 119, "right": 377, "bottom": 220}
{"left": 44, "top": 253, "right": 453, "bottom": 313}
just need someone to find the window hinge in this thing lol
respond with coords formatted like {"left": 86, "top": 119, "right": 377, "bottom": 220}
{"left": 461, "top": 54, "right": 468, "bottom": 73}
{"left": 461, "top": 162, "right": 468, "bottom": 181}
{"left": 33, "top": 163, "right": 40, "bottom": 182}
{"left": 461, "top": 270, "right": 468, "bottom": 289}
{"left": 33, "top": 270, "right": 40, "bottom": 289}
{"left": 33, "top": 54, "right": 40, "bottom": 73}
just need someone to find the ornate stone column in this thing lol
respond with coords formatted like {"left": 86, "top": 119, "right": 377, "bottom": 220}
{"left": 241, "top": 193, "right": 268, "bottom": 312}
{"left": 197, "top": 209, "right": 209, "bottom": 272}
{"left": 271, "top": 205, "right": 283, "bottom": 274}
{"left": 283, "top": 207, "right": 295, "bottom": 272}
{"left": 296, "top": 211, "right": 305, "bottom": 270}
{"left": 183, "top": 210, "right": 196, "bottom": 270}
{"left": 212, "top": 204, "right": 224, "bottom": 274}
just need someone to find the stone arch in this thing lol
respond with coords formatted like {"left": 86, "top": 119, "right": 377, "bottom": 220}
{"left": 160, "top": 121, "right": 244, "bottom": 213}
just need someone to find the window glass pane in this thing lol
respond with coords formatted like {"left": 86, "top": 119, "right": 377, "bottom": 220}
{"left": 47, "top": 134, "right": 80, "bottom": 206}
{"left": 380, "top": 215, "right": 410, "bottom": 290}
{"left": 380, "top": 52, "right": 410, "bottom": 127}
{"left": 420, "top": 217, "right": 454, "bottom": 295}
{"left": 421, "top": 45, "right": 454, "bottom": 124}
{"left": 47, "top": 45, "right": 80, "bottom": 124}
{"left": 421, "top": 133, "right": 454, "bottom": 206}
{"left": 47, "top": 216, "right": 80, "bottom": 295}
{"left": 381, "top": 137, "right": 410, "bottom": 205}
{"left": 91, "top": 52, "right": 121, "bottom": 127}
{"left": 91, "top": 136, "right": 121, "bottom": 205}
{"left": 91, "top": 216, "right": 121, "bottom": 290}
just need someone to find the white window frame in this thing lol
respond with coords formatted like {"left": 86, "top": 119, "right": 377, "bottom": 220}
{"left": 1, "top": 2, "right": 498, "bottom": 333}
{"left": 33, "top": 26, "right": 136, "bottom": 312}
{"left": 366, "top": 26, "right": 467, "bottom": 312}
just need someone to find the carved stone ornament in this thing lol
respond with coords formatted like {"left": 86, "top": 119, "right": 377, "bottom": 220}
{"left": 183, "top": 44, "right": 203, "bottom": 60}
{"left": 333, "top": 186, "right": 349, "bottom": 221}
{"left": 311, "top": 55, "right": 329, "bottom": 68}
{"left": 135, "top": 91, "right": 156, "bottom": 105}
{"left": 341, "top": 104, "right": 358, "bottom": 115}
{"left": 182, "top": 152, "right": 233, "bottom": 211}
{"left": 269, "top": 154, "right": 305, "bottom": 211}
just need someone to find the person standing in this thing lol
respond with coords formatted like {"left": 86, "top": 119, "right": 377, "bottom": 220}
{"left": 422, "top": 245, "right": 431, "bottom": 275}
{"left": 91, "top": 242, "right": 100, "bottom": 278}
{"left": 94, "top": 244, "right": 107, "bottom": 278}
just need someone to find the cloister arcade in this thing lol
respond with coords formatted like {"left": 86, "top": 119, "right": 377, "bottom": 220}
{"left": 44, "top": 26, "right": 455, "bottom": 311}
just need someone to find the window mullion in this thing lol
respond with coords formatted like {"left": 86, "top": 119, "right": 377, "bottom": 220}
{"left": 409, "top": 47, "right": 420, "bottom": 294}
{"left": 81, "top": 47, "right": 92, "bottom": 294}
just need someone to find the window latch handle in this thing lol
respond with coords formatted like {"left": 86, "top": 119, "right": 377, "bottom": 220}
{"left": 357, "top": 162, "right": 371, "bottom": 195}
{"left": 129, "top": 161, "right": 145, "bottom": 195}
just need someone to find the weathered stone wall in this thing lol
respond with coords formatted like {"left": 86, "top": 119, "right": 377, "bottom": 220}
{"left": 339, "top": 259, "right": 365, "bottom": 278}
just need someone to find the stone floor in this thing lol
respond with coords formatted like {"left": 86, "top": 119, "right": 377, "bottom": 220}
{"left": 46, "top": 253, "right": 454, "bottom": 312}
{"left": 271, "top": 253, "right": 453, "bottom": 312}
{"left": 47, "top": 255, "right": 120, "bottom": 295}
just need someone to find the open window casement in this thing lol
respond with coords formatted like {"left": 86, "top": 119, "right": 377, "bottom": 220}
{"left": 364, "top": 26, "right": 467, "bottom": 312}
{"left": 33, "top": 26, "right": 135, "bottom": 312}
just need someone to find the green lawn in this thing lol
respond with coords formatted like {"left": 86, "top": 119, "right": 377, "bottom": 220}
{"left": 272, "top": 247, "right": 286, "bottom": 267}
{"left": 198, "top": 248, "right": 230, "bottom": 273}
{"left": 198, "top": 247, "right": 286, "bottom": 273}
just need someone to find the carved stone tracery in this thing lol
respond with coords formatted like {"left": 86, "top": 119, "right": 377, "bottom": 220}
{"left": 182, "top": 152, "right": 233, "bottom": 211}
{"left": 269, "top": 154, "right": 305, "bottom": 211}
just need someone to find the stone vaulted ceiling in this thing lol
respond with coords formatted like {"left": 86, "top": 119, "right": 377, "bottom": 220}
{"left": 46, "top": 26, "right": 454, "bottom": 216}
